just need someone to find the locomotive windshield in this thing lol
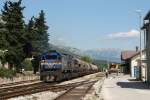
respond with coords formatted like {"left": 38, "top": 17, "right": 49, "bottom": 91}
{"left": 45, "top": 55, "right": 57, "bottom": 60}
{"left": 41, "top": 52, "right": 62, "bottom": 61}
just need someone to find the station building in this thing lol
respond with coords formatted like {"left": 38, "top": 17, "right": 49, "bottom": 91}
{"left": 130, "top": 50, "right": 147, "bottom": 81}
{"left": 121, "top": 50, "right": 138, "bottom": 74}
{"left": 142, "top": 11, "right": 150, "bottom": 83}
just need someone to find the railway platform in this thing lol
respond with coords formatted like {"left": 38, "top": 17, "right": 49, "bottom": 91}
{"left": 101, "top": 74, "right": 150, "bottom": 100}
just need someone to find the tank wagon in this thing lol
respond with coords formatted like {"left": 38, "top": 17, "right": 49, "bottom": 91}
{"left": 39, "top": 50, "right": 98, "bottom": 82}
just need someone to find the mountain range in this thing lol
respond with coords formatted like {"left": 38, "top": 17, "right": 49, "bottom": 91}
{"left": 49, "top": 44, "right": 121, "bottom": 63}
{"left": 84, "top": 49, "right": 121, "bottom": 63}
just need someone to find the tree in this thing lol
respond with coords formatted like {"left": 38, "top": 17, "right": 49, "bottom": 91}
{"left": 80, "top": 56, "right": 92, "bottom": 63}
{"left": 0, "top": 17, "right": 8, "bottom": 49}
{"left": 25, "top": 10, "right": 50, "bottom": 56}
{"left": 24, "top": 10, "right": 50, "bottom": 57}
{"left": 1, "top": 0, "right": 26, "bottom": 70}
{"left": 24, "top": 17, "right": 35, "bottom": 57}
{"left": 34, "top": 10, "right": 49, "bottom": 55}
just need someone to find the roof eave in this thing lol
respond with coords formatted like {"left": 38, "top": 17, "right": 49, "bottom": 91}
{"left": 144, "top": 10, "right": 150, "bottom": 20}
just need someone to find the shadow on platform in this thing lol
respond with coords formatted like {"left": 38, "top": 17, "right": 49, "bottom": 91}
{"left": 128, "top": 79, "right": 139, "bottom": 81}
{"left": 117, "top": 80, "right": 150, "bottom": 90}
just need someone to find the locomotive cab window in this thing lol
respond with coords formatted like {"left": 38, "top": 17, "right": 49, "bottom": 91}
{"left": 45, "top": 55, "right": 57, "bottom": 60}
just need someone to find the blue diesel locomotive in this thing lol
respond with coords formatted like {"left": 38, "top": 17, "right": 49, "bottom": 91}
{"left": 39, "top": 50, "right": 98, "bottom": 82}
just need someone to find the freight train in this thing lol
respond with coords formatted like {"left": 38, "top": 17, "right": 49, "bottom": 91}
{"left": 39, "top": 50, "right": 98, "bottom": 82}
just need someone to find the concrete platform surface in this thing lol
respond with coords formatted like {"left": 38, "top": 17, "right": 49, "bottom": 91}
{"left": 102, "top": 75, "right": 150, "bottom": 100}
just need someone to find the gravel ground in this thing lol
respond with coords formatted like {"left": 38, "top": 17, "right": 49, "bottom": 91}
{"left": 58, "top": 72, "right": 102, "bottom": 85}
{"left": 82, "top": 77, "right": 105, "bottom": 100}
{"left": 8, "top": 91, "right": 66, "bottom": 100}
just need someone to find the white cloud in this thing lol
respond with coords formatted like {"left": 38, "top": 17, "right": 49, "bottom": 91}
{"left": 107, "top": 29, "right": 139, "bottom": 39}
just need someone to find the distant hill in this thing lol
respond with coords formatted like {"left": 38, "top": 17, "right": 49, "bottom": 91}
{"left": 49, "top": 44, "right": 83, "bottom": 57}
{"left": 92, "top": 59, "right": 108, "bottom": 71}
{"left": 49, "top": 44, "right": 121, "bottom": 63}
{"left": 84, "top": 49, "right": 121, "bottom": 63}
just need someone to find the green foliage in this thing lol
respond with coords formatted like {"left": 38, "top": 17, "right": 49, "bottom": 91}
{"left": 34, "top": 10, "right": 49, "bottom": 54}
{"left": 25, "top": 10, "right": 49, "bottom": 56}
{"left": 80, "top": 56, "right": 92, "bottom": 63}
{"left": 0, "top": 20, "right": 8, "bottom": 49}
{"left": 99, "top": 63, "right": 108, "bottom": 69}
{"left": 92, "top": 59, "right": 108, "bottom": 71}
{"left": 0, "top": 0, "right": 50, "bottom": 72}
{"left": 0, "top": 15, "right": 9, "bottom": 65}
{"left": 1, "top": 0, "right": 26, "bottom": 71}
{"left": 24, "top": 17, "right": 36, "bottom": 57}
{"left": 0, "top": 67, "right": 16, "bottom": 78}
{"left": 21, "top": 59, "right": 33, "bottom": 71}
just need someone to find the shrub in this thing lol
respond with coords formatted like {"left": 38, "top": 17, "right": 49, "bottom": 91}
{"left": 0, "top": 67, "right": 16, "bottom": 78}
{"left": 80, "top": 56, "right": 92, "bottom": 63}
{"left": 21, "top": 59, "right": 33, "bottom": 71}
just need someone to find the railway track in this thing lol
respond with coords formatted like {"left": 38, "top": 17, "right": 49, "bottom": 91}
{"left": 54, "top": 80, "right": 98, "bottom": 100}
{"left": 0, "top": 81, "right": 60, "bottom": 99}
{"left": 0, "top": 72, "right": 104, "bottom": 99}
{"left": 0, "top": 80, "right": 93, "bottom": 99}
{"left": 0, "top": 79, "right": 39, "bottom": 88}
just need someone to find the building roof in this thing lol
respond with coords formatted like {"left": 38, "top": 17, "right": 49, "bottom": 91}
{"left": 144, "top": 10, "right": 150, "bottom": 20}
{"left": 121, "top": 51, "right": 139, "bottom": 60}
{"left": 130, "top": 50, "right": 146, "bottom": 59}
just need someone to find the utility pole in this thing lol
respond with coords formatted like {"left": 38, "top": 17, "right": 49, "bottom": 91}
{"left": 136, "top": 10, "right": 142, "bottom": 80}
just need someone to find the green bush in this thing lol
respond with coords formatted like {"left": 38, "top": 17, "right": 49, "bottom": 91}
{"left": 0, "top": 67, "right": 16, "bottom": 78}
{"left": 80, "top": 56, "right": 92, "bottom": 63}
{"left": 21, "top": 59, "right": 33, "bottom": 71}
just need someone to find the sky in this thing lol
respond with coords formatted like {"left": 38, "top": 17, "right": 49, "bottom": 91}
{"left": 0, "top": 0, "right": 150, "bottom": 50}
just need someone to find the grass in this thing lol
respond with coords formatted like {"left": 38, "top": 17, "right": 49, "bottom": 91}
{"left": 0, "top": 67, "right": 16, "bottom": 78}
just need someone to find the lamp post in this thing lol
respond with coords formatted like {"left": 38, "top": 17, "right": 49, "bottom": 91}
{"left": 136, "top": 10, "right": 142, "bottom": 80}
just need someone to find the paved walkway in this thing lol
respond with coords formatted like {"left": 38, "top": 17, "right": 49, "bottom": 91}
{"left": 102, "top": 74, "right": 150, "bottom": 100}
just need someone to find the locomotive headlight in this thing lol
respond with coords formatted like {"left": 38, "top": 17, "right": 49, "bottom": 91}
{"left": 53, "top": 61, "right": 61, "bottom": 64}
{"left": 40, "top": 60, "right": 45, "bottom": 63}
{"left": 40, "top": 60, "right": 48, "bottom": 65}
{"left": 41, "top": 60, "right": 48, "bottom": 63}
